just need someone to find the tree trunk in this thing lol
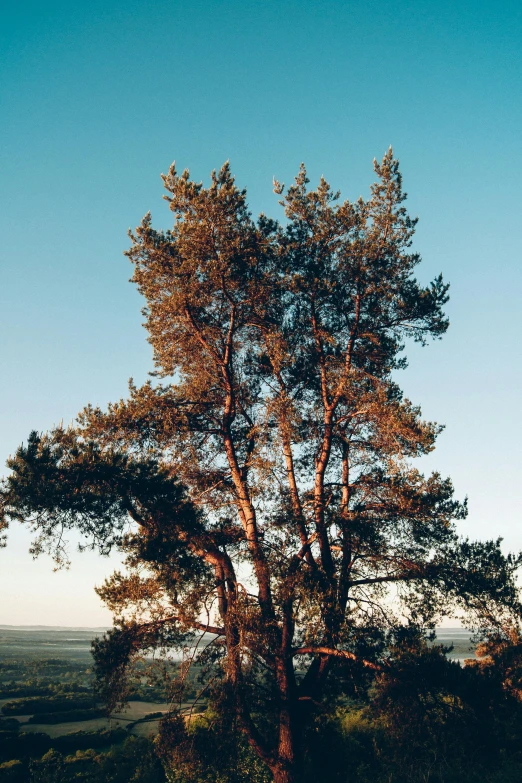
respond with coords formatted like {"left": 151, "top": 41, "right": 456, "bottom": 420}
{"left": 271, "top": 765, "right": 296, "bottom": 783}
{"left": 271, "top": 708, "right": 300, "bottom": 783}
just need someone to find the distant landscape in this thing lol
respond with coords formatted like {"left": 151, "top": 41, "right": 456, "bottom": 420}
{"left": 0, "top": 625, "right": 478, "bottom": 745}
{"left": 0, "top": 625, "right": 477, "bottom": 739}
{"left": 0, "top": 625, "right": 477, "bottom": 661}
{"left": 0, "top": 625, "right": 206, "bottom": 781}
{"left": 0, "top": 626, "right": 106, "bottom": 661}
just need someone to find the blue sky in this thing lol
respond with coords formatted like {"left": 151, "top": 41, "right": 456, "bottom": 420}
{"left": 1, "top": 0, "right": 521, "bottom": 625}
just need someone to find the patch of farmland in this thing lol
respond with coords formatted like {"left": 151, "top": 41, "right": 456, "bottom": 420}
{"left": 129, "top": 718, "right": 163, "bottom": 737}
{"left": 20, "top": 716, "right": 117, "bottom": 737}
{"left": 112, "top": 701, "right": 171, "bottom": 722}
{"left": 11, "top": 715, "right": 32, "bottom": 724}
{"left": 20, "top": 702, "right": 172, "bottom": 738}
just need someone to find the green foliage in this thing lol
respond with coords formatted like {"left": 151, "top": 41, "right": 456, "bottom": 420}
{"left": 51, "top": 728, "right": 128, "bottom": 754}
{"left": 0, "top": 736, "right": 163, "bottom": 783}
{"left": 2, "top": 696, "right": 96, "bottom": 716}
{"left": 0, "top": 759, "right": 24, "bottom": 783}
{"left": 0, "top": 732, "right": 50, "bottom": 765}
{"left": 157, "top": 708, "right": 271, "bottom": 783}
{"left": 0, "top": 658, "right": 93, "bottom": 693}
{"left": 0, "top": 718, "right": 19, "bottom": 732}
{"left": 0, "top": 727, "right": 128, "bottom": 764}
{"left": 296, "top": 629, "right": 522, "bottom": 783}
{"left": 29, "top": 749, "right": 65, "bottom": 783}
{"left": 62, "top": 736, "right": 166, "bottom": 783}
{"left": 26, "top": 707, "right": 105, "bottom": 724}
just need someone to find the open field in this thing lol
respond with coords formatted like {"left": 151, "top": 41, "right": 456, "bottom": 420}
{"left": 18, "top": 716, "right": 118, "bottom": 738}
{"left": 130, "top": 718, "right": 162, "bottom": 737}
{"left": 19, "top": 701, "right": 171, "bottom": 737}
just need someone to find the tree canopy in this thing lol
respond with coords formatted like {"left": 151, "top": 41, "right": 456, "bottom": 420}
{"left": 1, "top": 150, "right": 521, "bottom": 783}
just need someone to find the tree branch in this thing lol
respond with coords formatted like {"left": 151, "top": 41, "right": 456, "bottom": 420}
{"left": 292, "top": 646, "right": 381, "bottom": 670}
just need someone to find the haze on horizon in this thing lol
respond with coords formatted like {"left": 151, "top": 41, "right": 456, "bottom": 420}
{"left": 1, "top": 0, "right": 521, "bottom": 626}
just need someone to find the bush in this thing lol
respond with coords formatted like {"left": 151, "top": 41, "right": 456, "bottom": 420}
{"left": 0, "top": 732, "right": 51, "bottom": 764}
{"left": 29, "top": 749, "right": 65, "bottom": 783}
{"left": 52, "top": 728, "right": 127, "bottom": 754}
{"left": 0, "top": 759, "right": 24, "bottom": 783}
{"left": 0, "top": 719, "right": 19, "bottom": 732}
{"left": 0, "top": 728, "right": 127, "bottom": 764}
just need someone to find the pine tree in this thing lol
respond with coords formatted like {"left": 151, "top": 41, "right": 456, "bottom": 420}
{"left": 2, "top": 151, "right": 521, "bottom": 783}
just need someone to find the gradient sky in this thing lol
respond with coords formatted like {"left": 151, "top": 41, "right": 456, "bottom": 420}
{"left": 1, "top": 0, "right": 521, "bottom": 626}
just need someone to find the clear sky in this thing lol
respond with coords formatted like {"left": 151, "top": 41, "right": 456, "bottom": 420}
{"left": 1, "top": 0, "right": 521, "bottom": 626}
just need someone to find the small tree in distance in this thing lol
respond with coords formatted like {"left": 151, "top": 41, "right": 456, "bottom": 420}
{"left": 1, "top": 150, "right": 521, "bottom": 783}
